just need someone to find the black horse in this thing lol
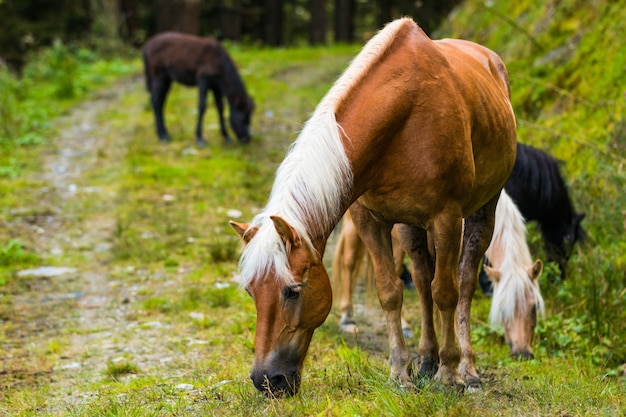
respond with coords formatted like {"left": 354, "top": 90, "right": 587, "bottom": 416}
{"left": 479, "top": 142, "right": 586, "bottom": 294}
{"left": 142, "top": 32, "right": 255, "bottom": 146}
{"left": 506, "top": 143, "right": 586, "bottom": 273}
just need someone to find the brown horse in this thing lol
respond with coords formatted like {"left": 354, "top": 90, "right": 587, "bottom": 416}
{"left": 143, "top": 32, "right": 254, "bottom": 146}
{"left": 333, "top": 191, "right": 544, "bottom": 359}
{"left": 230, "top": 18, "right": 517, "bottom": 396}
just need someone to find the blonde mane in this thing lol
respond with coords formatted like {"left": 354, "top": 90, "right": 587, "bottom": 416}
{"left": 236, "top": 18, "right": 418, "bottom": 287}
{"left": 487, "top": 190, "right": 545, "bottom": 325}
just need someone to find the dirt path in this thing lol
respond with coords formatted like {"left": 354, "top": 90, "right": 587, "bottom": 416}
{"left": 1, "top": 76, "right": 400, "bottom": 411}
{"left": 1, "top": 76, "right": 173, "bottom": 402}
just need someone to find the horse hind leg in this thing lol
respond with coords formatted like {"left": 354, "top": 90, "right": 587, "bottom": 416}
{"left": 457, "top": 193, "right": 499, "bottom": 390}
{"left": 429, "top": 211, "right": 465, "bottom": 387}
{"left": 395, "top": 224, "right": 438, "bottom": 378}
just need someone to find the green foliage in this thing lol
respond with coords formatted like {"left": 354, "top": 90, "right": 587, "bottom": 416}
{"left": 105, "top": 359, "right": 141, "bottom": 379}
{"left": 0, "top": 42, "right": 135, "bottom": 145}
{"left": 0, "top": 240, "right": 41, "bottom": 285}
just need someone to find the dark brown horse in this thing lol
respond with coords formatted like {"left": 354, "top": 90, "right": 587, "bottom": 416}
{"left": 231, "top": 18, "right": 517, "bottom": 396}
{"left": 143, "top": 32, "right": 254, "bottom": 146}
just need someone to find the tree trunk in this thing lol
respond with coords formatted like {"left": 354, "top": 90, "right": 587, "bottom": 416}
{"left": 157, "top": 0, "right": 199, "bottom": 34}
{"left": 309, "top": 0, "right": 326, "bottom": 45}
{"left": 263, "top": 0, "right": 283, "bottom": 46}
{"left": 334, "top": 0, "right": 354, "bottom": 43}
{"left": 218, "top": 0, "right": 243, "bottom": 40}
{"left": 377, "top": 0, "right": 393, "bottom": 28}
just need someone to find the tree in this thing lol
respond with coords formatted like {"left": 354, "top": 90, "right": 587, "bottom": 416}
{"left": 309, "top": 0, "right": 326, "bottom": 45}
{"left": 156, "top": 0, "right": 200, "bottom": 34}
{"left": 334, "top": 0, "right": 354, "bottom": 43}
{"left": 263, "top": 0, "right": 283, "bottom": 46}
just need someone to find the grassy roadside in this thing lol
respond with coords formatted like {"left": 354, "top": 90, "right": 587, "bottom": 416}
{"left": 2, "top": 3, "right": 626, "bottom": 415}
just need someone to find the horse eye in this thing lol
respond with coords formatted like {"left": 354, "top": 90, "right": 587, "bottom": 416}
{"left": 283, "top": 284, "right": 301, "bottom": 300}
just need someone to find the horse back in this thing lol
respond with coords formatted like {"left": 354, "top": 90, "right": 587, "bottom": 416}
{"left": 435, "top": 39, "right": 511, "bottom": 98}
{"left": 143, "top": 32, "right": 224, "bottom": 86}
{"left": 342, "top": 26, "right": 517, "bottom": 220}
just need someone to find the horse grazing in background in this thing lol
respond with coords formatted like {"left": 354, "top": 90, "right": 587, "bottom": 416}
{"left": 333, "top": 190, "right": 544, "bottom": 359}
{"left": 142, "top": 32, "right": 255, "bottom": 146}
{"left": 482, "top": 191, "right": 544, "bottom": 358}
{"left": 505, "top": 143, "right": 585, "bottom": 277}
{"left": 230, "top": 18, "right": 517, "bottom": 396}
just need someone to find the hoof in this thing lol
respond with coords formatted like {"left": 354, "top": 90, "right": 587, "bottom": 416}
{"left": 466, "top": 380, "right": 482, "bottom": 393}
{"left": 434, "top": 367, "right": 465, "bottom": 390}
{"left": 339, "top": 319, "right": 358, "bottom": 334}
{"left": 417, "top": 356, "right": 438, "bottom": 378}
{"left": 402, "top": 326, "right": 413, "bottom": 339}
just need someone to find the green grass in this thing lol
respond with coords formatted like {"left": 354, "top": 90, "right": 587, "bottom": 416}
{"left": 1, "top": 2, "right": 626, "bottom": 415}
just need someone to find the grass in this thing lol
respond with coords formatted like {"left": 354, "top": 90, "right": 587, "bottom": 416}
{"left": 1, "top": 1, "right": 626, "bottom": 415}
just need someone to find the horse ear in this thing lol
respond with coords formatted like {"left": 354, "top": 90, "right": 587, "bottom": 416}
{"left": 230, "top": 221, "right": 258, "bottom": 244}
{"left": 270, "top": 216, "right": 301, "bottom": 249}
{"left": 483, "top": 265, "right": 501, "bottom": 284}
{"left": 527, "top": 259, "right": 543, "bottom": 281}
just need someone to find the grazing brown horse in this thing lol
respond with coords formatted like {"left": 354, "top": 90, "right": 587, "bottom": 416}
{"left": 483, "top": 190, "right": 544, "bottom": 358}
{"left": 333, "top": 191, "right": 544, "bottom": 359}
{"left": 230, "top": 18, "right": 517, "bottom": 396}
{"left": 143, "top": 32, "right": 254, "bottom": 146}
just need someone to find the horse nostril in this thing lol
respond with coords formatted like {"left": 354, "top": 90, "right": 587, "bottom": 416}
{"left": 251, "top": 372, "right": 300, "bottom": 397}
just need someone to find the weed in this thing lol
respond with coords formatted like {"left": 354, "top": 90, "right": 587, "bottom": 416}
{"left": 105, "top": 359, "right": 140, "bottom": 379}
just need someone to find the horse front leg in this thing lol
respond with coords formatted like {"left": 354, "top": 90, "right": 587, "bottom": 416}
{"left": 350, "top": 203, "right": 412, "bottom": 388}
{"left": 430, "top": 211, "right": 464, "bottom": 387}
{"left": 395, "top": 224, "right": 437, "bottom": 378}
{"left": 196, "top": 80, "right": 209, "bottom": 147}
{"left": 457, "top": 193, "right": 499, "bottom": 389}
{"left": 212, "top": 85, "right": 232, "bottom": 143}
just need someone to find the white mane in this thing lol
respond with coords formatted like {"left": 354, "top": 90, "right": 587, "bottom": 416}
{"left": 236, "top": 18, "right": 416, "bottom": 287}
{"left": 487, "top": 190, "right": 545, "bottom": 325}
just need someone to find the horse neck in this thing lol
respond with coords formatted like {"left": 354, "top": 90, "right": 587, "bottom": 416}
{"left": 238, "top": 19, "right": 423, "bottom": 288}
{"left": 236, "top": 109, "right": 353, "bottom": 289}
{"left": 220, "top": 51, "right": 248, "bottom": 103}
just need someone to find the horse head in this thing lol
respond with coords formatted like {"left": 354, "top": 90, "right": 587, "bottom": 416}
{"left": 230, "top": 96, "right": 255, "bottom": 144}
{"left": 485, "top": 259, "right": 543, "bottom": 359}
{"left": 230, "top": 216, "right": 332, "bottom": 396}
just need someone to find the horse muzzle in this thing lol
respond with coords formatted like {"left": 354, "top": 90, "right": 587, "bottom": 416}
{"left": 251, "top": 368, "right": 301, "bottom": 397}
